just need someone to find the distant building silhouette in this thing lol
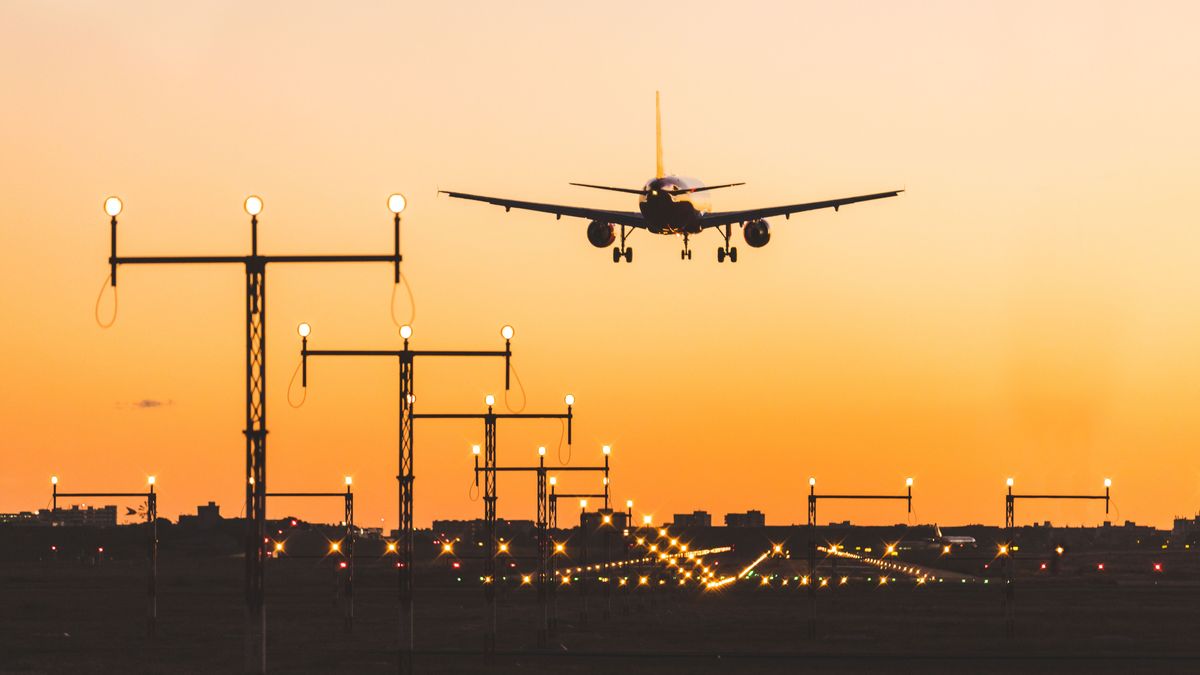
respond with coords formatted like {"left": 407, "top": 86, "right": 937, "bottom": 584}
{"left": 672, "top": 511, "right": 712, "bottom": 528}
{"left": 41, "top": 505, "right": 117, "bottom": 528}
{"left": 581, "top": 509, "right": 627, "bottom": 531}
{"left": 724, "top": 510, "right": 765, "bottom": 528}
{"left": 0, "top": 511, "right": 42, "bottom": 526}
{"left": 178, "top": 501, "right": 222, "bottom": 530}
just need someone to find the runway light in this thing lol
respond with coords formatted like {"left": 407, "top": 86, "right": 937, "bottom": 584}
{"left": 104, "top": 196, "right": 123, "bottom": 217}
{"left": 387, "top": 193, "right": 407, "bottom": 214}
{"left": 555, "top": 543, "right": 565, "bottom": 553}
{"left": 498, "top": 542, "right": 509, "bottom": 553}
{"left": 339, "top": 561, "right": 347, "bottom": 569}
{"left": 297, "top": 322, "right": 311, "bottom": 337}
{"left": 386, "top": 542, "right": 397, "bottom": 553}
{"left": 659, "top": 528, "right": 667, "bottom": 537}
{"left": 602, "top": 514, "right": 611, "bottom": 524}
{"left": 472, "top": 445, "right": 481, "bottom": 456}
{"left": 1154, "top": 563, "right": 1163, "bottom": 572}
{"left": 274, "top": 542, "right": 284, "bottom": 553}
{"left": 501, "top": 325, "right": 514, "bottom": 340}
{"left": 580, "top": 499, "right": 588, "bottom": 509}
{"left": 399, "top": 325, "right": 413, "bottom": 340}
{"left": 148, "top": 476, "right": 156, "bottom": 486}
{"left": 998, "top": 545, "right": 1009, "bottom": 556}
{"left": 244, "top": 195, "right": 263, "bottom": 216}
{"left": 626, "top": 499, "right": 634, "bottom": 509}
{"left": 485, "top": 394, "right": 495, "bottom": 407}
{"left": 1006, "top": 477, "right": 1014, "bottom": 487}
{"left": 51, "top": 476, "right": 57, "bottom": 485}
{"left": 809, "top": 477, "right": 816, "bottom": 487}
{"left": 639, "top": 576, "right": 649, "bottom": 585}
{"left": 549, "top": 476, "right": 557, "bottom": 486}
{"left": 942, "top": 545, "right": 952, "bottom": 555}
{"left": 906, "top": 477, "right": 913, "bottom": 487}
{"left": 538, "top": 446, "right": 546, "bottom": 456}
{"left": 345, "top": 476, "right": 352, "bottom": 486}
{"left": 521, "top": 575, "right": 532, "bottom": 585}
{"left": 1104, "top": 478, "right": 1112, "bottom": 488}
{"left": 1040, "top": 562, "right": 1047, "bottom": 570}
{"left": 565, "top": 394, "right": 575, "bottom": 405}
{"left": 1055, "top": 546, "right": 1064, "bottom": 555}
{"left": 442, "top": 543, "right": 454, "bottom": 554}
{"left": 602, "top": 445, "right": 611, "bottom": 455}
{"left": 330, "top": 542, "right": 341, "bottom": 553}
{"left": 1097, "top": 563, "right": 1105, "bottom": 571}
{"left": 643, "top": 515, "right": 652, "bottom": 525}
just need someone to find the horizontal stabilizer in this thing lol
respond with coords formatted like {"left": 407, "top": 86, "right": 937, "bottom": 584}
{"left": 569, "top": 182, "right": 647, "bottom": 195}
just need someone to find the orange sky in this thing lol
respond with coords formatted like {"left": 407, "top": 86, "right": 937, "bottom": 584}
{"left": 3, "top": 2, "right": 1200, "bottom": 529}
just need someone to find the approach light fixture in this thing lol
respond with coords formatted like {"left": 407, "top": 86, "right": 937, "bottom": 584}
{"left": 549, "top": 476, "right": 557, "bottom": 486}
{"left": 148, "top": 476, "right": 156, "bottom": 486}
{"left": 626, "top": 499, "right": 634, "bottom": 509}
{"left": 809, "top": 477, "right": 816, "bottom": 487}
{"left": 244, "top": 195, "right": 263, "bottom": 216}
{"left": 602, "top": 445, "right": 611, "bottom": 455}
{"left": 565, "top": 394, "right": 575, "bottom": 405}
{"left": 51, "top": 476, "right": 58, "bottom": 485}
{"left": 297, "top": 322, "right": 311, "bottom": 338}
{"left": 387, "top": 193, "right": 407, "bottom": 215}
{"left": 580, "top": 499, "right": 588, "bottom": 509}
{"left": 472, "top": 445, "right": 481, "bottom": 456}
{"left": 501, "top": 325, "right": 514, "bottom": 340}
{"left": 538, "top": 446, "right": 546, "bottom": 456}
{"left": 1104, "top": 478, "right": 1112, "bottom": 488}
{"left": 1006, "top": 478, "right": 1014, "bottom": 487}
{"left": 344, "top": 476, "right": 353, "bottom": 486}
{"left": 104, "top": 196, "right": 123, "bottom": 217}
{"left": 399, "top": 325, "right": 413, "bottom": 340}
{"left": 905, "top": 477, "right": 913, "bottom": 487}
{"left": 485, "top": 394, "right": 495, "bottom": 407}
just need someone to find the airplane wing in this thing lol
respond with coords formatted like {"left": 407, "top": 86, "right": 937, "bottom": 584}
{"left": 698, "top": 190, "right": 903, "bottom": 229}
{"left": 439, "top": 190, "right": 647, "bottom": 228}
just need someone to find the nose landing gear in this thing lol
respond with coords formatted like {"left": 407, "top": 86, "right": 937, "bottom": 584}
{"left": 680, "top": 233, "right": 692, "bottom": 260}
{"left": 717, "top": 224, "right": 737, "bottom": 263}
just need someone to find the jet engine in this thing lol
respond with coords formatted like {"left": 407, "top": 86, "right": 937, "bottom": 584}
{"left": 743, "top": 219, "right": 770, "bottom": 248}
{"left": 587, "top": 220, "right": 615, "bottom": 248}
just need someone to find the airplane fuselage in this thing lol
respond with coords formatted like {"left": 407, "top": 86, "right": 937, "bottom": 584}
{"left": 639, "top": 176, "right": 711, "bottom": 234}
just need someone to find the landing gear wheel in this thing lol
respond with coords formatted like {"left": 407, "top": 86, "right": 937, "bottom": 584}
{"left": 681, "top": 250, "right": 686, "bottom": 260}
{"left": 686, "top": 250, "right": 693, "bottom": 260}
{"left": 729, "top": 247, "right": 738, "bottom": 263}
{"left": 624, "top": 248, "right": 633, "bottom": 263}
{"left": 612, "top": 247, "right": 621, "bottom": 263}
{"left": 717, "top": 248, "right": 726, "bottom": 263}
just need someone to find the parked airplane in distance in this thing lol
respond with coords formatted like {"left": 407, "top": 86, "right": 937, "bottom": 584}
{"left": 441, "top": 92, "right": 903, "bottom": 263}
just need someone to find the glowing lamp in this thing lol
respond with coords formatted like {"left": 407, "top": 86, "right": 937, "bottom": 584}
{"left": 549, "top": 476, "right": 557, "bottom": 486}
{"left": 1104, "top": 478, "right": 1112, "bottom": 488}
{"left": 344, "top": 476, "right": 352, "bottom": 486}
{"left": 626, "top": 499, "right": 634, "bottom": 509}
{"left": 809, "top": 477, "right": 816, "bottom": 487}
{"left": 485, "top": 394, "right": 495, "bottom": 407}
{"left": 51, "top": 476, "right": 58, "bottom": 485}
{"left": 297, "top": 322, "right": 311, "bottom": 337}
{"left": 472, "top": 445, "right": 481, "bottom": 456}
{"left": 104, "top": 196, "right": 123, "bottom": 217}
{"left": 579, "top": 499, "right": 588, "bottom": 508}
{"left": 387, "top": 193, "right": 407, "bottom": 214}
{"left": 1006, "top": 478, "right": 1014, "bottom": 487}
{"left": 538, "top": 446, "right": 546, "bottom": 456}
{"left": 399, "top": 325, "right": 413, "bottom": 340}
{"left": 602, "top": 445, "right": 611, "bottom": 455}
{"left": 148, "top": 476, "right": 156, "bottom": 486}
{"left": 565, "top": 394, "right": 575, "bottom": 405}
{"left": 442, "top": 543, "right": 454, "bottom": 554}
{"left": 501, "top": 325, "right": 514, "bottom": 340}
{"left": 905, "top": 477, "right": 913, "bottom": 487}
{"left": 244, "top": 195, "right": 263, "bottom": 216}
{"left": 643, "top": 515, "right": 652, "bottom": 524}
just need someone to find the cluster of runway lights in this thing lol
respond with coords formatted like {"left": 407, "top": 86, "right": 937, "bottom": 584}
{"left": 104, "top": 193, "right": 409, "bottom": 219}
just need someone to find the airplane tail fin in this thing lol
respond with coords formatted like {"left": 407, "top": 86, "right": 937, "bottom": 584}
{"left": 655, "top": 91, "right": 664, "bottom": 178}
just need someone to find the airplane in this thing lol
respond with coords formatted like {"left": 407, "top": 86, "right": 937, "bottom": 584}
{"left": 440, "top": 92, "right": 903, "bottom": 263}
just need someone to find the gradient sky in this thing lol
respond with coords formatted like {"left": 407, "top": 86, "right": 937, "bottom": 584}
{"left": 3, "top": 2, "right": 1200, "bottom": 529}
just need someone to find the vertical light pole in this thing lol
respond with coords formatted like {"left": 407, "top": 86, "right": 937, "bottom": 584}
{"left": 419, "top": 394, "right": 574, "bottom": 661}
{"left": 104, "top": 194, "right": 401, "bottom": 674}
{"left": 50, "top": 475, "right": 158, "bottom": 637}
{"left": 300, "top": 322, "right": 512, "bottom": 673}
{"left": 1001, "top": 477, "right": 1111, "bottom": 638}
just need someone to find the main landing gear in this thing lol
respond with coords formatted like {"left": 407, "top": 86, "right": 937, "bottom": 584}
{"left": 612, "top": 225, "right": 633, "bottom": 263}
{"left": 717, "top": 223, "right": 737, "bottom": 263}
{"left": 680, "top": 233, "right": 692, "bottom": 260}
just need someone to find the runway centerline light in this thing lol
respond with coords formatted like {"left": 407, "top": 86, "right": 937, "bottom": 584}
{"left": 104, "top": 196, "right": 123, "bottom": 217}
{"left": 244, "top": 195, "right": 263, "bottom": 216}
{"left": 387, "top": 193, "right": 407, "bottom": 214}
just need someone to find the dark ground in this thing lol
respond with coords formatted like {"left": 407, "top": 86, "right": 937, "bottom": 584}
{"left": 2, "top": 554, "right": 1199, "bottom": 674}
